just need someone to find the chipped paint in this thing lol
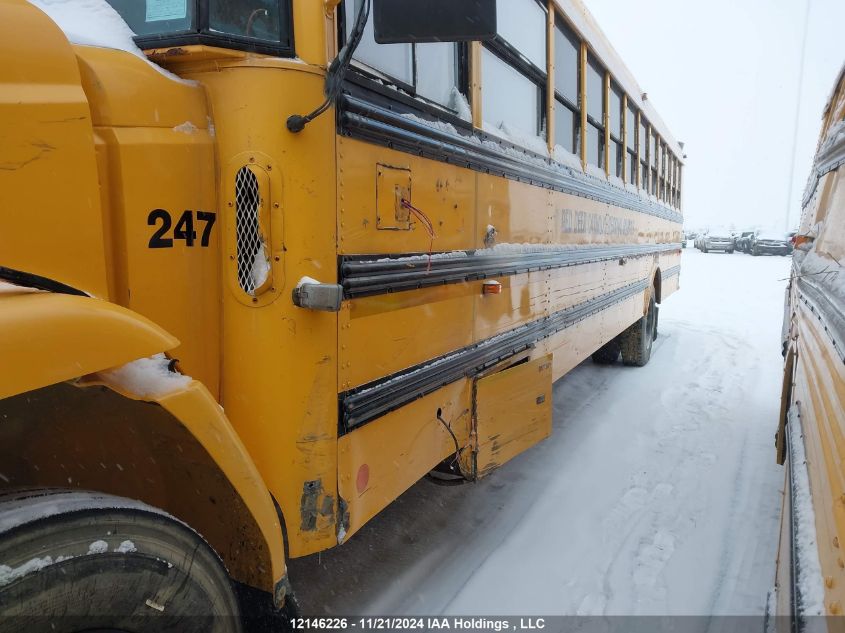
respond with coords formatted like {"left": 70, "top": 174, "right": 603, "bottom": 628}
{"left": 299, "top": 479, "right": 335, "bottom": 532}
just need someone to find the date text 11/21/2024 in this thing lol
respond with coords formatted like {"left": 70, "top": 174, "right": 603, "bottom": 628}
{"left": 291, "top": 617, "right": 548, "bottom": 631}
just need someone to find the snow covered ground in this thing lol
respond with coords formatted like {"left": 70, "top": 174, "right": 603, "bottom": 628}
{"left": 287, "top": 248, "right": 791, "bottom": 616}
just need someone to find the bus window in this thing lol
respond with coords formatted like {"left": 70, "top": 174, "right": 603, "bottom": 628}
{"left": 416, "top": 43, "right": 460, "bottom": 110}
{"left": 496, "top": 0, "right": 546, "bottom": 70}
{"left": 482, "top": 48, "right": 540, "bottom": 138}
{"left": 209, "top": 0, "right": 285, "bottom": 43}
{"left": 554, "top": 19, "right": 579, "bottom": 104}
{"left": 553, "top": 18, "right": 580, "bottom": 156}
{"left": 346, "top": 0, "right": 413, "bottom": 85}
{"left": 585, "top": 56, "right": 605, "bottom": 169}
{"left": 345, "top": 0, "right": 467, "bottom": 113}
{"left": 555, "top": 101, "right": 576, "bottom": 156}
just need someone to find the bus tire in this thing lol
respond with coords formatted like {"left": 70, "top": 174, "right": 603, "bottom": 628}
{"left": 0, "top": 489, "right": 242, "bottom": 633}
{"left": 591, "top": 339, "right": 621, "bottom": 364}
{"left": 621, "top": 294, "right": 656, "bottom": 367}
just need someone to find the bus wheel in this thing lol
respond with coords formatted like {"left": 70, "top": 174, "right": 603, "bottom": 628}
{"left": 591, "top": 339, "right": 621, "bottom": 364}
{"left": 621, "top": 294, "right": 656, "bottom": 367}
{"left": 0, "top": 489, "right": 242, "bottom": 633}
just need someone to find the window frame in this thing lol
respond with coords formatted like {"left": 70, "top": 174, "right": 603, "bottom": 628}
{"left": 585, "top": 53, "right": 606, "bottom": 170}
{"left": 552, "top": 15, "right": 581, "bottom": 157}
{"left": 651, "top": 132, "right": 659, "bottom": 196}
{"left": 481, "top": 0, "right": 549, "bottom": 140}
{"left": 625, "top": 101, "right": 638, "bottom": 186}
{"left": 341, "top": 1, "right": 471, "bottom": 115}
{"left": 639, "top": 116, "right": 649, "bottom": 191}
{"left": 608, "top": 81, "right": 623, "bottom": 178}
{"left": 117, "top": 0, "right": 296, "bottom": 57}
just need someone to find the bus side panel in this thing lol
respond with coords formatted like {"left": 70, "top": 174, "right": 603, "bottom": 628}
{"left": 475, "top": 355, "right": 553, "bottom": 478}
{"left": 539, "top": 292, "right": 644, "bottom": 383}
{"left": 337, "top": 138, "right": 476, "bottom": 390}
{"left": 337, "top": 380, "right": 471, "bottom": 540}
{"left": 341, "top": 285, "right": 474, "bottom": 390}
{"left": 475, "top": 177, "right": 552, "bottom": 247}
{"left": 791, "top": 298, "right": 845, "bottom": 613}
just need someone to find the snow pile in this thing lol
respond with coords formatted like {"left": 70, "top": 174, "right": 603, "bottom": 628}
{"left": 249, "top": 243, "right": 271, "bottom": 291}
{"left": 552, "top": 145, "right": 585, "bottom": 171}
{"left": 30, "top": 0, "right": 140, "bottom": 54}
{"left": 0, "top": 555, "right": 57, "bottom": 588}
{"left": 0, "top": 539, "right": 141, "bottom": 588}
{"left": 482, "top": 121, "right": 549, "bottom": 158}
{"left": 0, "top": 281, "right": 43, "bottom": 295}
{"left": 787, "top": 408, "right": 826, "bottom": 616}
{"left": 479, "top": 242, "right": 597, "bottom": 255}
{"left": 585, "top": 163, "right": 609, "bottom": 181}
{"left": 96, "top": 353, "right": 192, "bottom": 398}
{"left": 28, "top": 0, "right": 191, "bottom": 83}
{"left": 400, "top": 113, "right": 460, "bottom": 137}
{"left": 296, "top": 276, "right": 321, "bottom": 289}
{"left": 374, "top": 252, "right": 468, "bottom": 264}
{"left": 449, "top": 88, "right": 472, "bottom": 123}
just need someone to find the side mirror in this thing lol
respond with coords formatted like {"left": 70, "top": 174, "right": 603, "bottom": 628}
{"left": 373, "top": 0, "right": 497, "bottom": 44}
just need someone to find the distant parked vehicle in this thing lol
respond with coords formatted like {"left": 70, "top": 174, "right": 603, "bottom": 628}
{"left": 749, "top": 231, "right": 792, "bottom": 256}
{"left": 700, "top": 228, "right": 735, "bottom": 253}
{"left": 734, "top": 231, "right": 755, "bottom": 253}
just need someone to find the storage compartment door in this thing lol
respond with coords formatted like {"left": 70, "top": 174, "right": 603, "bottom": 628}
{"left": 474, "top": 355, "right": 552, "bottom": 479}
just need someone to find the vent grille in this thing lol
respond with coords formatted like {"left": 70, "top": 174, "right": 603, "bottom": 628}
{"left": 235, "top": 166, "right": 268, "bottom": 295}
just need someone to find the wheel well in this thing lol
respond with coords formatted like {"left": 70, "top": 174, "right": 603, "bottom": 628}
{"left": 0, "top": 381, "right": 274, "bottom": 593}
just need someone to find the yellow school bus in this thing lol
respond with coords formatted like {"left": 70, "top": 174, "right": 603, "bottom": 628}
{"left": 0, "top": 0, "right": 682, "bottom": 627}
{"left": 775, "top": 64, "right": 845, "bottom": 625}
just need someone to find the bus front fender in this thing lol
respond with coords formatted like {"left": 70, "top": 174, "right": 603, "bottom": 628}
{"left": 0, "top": 291, "right": 177, "bottom": 399}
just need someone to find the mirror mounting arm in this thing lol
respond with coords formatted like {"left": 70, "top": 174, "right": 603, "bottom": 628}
{"left": 287, "top": 0, "right": 371, "bottom": 133}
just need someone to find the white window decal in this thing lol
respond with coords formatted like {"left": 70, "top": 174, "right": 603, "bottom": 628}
{"left": 146, "top": 0, "right": 187, "bottom": 22}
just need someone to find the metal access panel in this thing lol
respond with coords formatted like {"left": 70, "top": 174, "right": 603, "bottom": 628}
{"left": 373, "top": 0, "right": 497, "bottom": 44}
{"left": 474, "top": 355, "right": 552, "bottom": 479}
{"left": 375, "top": 164, "right": 411, "bottom": 230}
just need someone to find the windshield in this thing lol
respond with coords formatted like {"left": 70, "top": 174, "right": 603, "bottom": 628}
{"left": 758, "top": 232, "right": 786, "bottom": 240}
{"left": 105, "top": 0, "right": 292, "bottom": 51}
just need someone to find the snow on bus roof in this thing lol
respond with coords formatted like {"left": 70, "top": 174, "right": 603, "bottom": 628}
{"left": 28, "top": 0, "right": 190, "bottom": 83}
{"left": 554, "top": 0, "right": 684, "bottom": 161}
{"left": 29, "top": 0, "right": 142, "bottom": 56}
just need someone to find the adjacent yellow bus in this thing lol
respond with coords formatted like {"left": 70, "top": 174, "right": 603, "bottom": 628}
{"left": 0, "top": 0, "right": 682, "bottom": 627}
{"left": 775, "top": 64, "right": 845, "bottom": 625}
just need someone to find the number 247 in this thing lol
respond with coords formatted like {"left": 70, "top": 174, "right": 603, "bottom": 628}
{"left": 148, "top": 209, "right": 216, "bottom": 248}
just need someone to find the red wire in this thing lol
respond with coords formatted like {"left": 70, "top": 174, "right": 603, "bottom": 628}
{"left": 400, "top": 199, "right": 436, "bottom": 272}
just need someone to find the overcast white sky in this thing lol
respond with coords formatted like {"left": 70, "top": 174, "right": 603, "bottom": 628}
{"left": 584, "top": 0, "right": 845, "bottom": 232}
